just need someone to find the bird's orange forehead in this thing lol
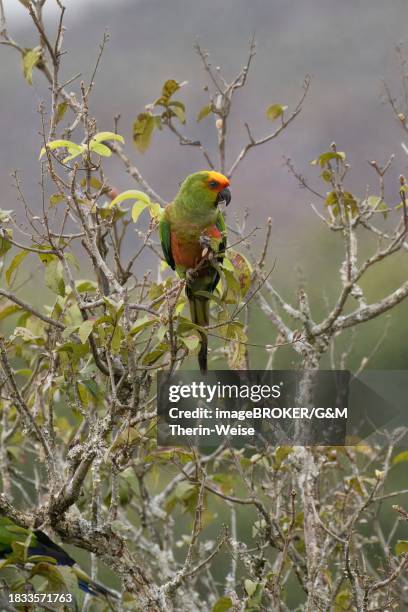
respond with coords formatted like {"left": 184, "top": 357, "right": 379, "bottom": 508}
{"left": 207, "top": 171, "right": 230, "bottom": 189}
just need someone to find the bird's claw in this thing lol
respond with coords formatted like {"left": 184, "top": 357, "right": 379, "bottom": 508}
{"left": 199, "top": 234, "right": 212, "bottom": 249}
{"left": 186, "top": 269, "right": 195, "bottom": 283}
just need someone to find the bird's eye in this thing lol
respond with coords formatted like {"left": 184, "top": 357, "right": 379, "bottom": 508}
{"left": 209, "top": 180, "right": 219, "bottom": 189}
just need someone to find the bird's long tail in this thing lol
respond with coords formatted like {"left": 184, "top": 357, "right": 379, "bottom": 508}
{"left": 73, "top": 566, "right": 119, "bottom": 600}
{"left": 187, "top": 287, "right": 209, "bottom": 374}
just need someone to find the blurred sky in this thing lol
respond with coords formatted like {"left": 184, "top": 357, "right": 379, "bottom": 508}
{"left": 3, "top": 0, "right": 116, "bottom": 18}
{"left": 2, "top": 0, "right": 408, "bottom": 229}
{"left": 2, "top": 0, "right": 408, "bottom": 222}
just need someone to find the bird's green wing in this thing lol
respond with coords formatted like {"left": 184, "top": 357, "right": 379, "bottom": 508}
{"left": 0, "top": 517, "right": 30, "bottom": 548}
{"left": 159, "top": 214, "right": 175, "bottom": 270}
{"left": 215, "top": 209, "right": 227, "bottom": 258}
{"left": 207, "top": 210, "right": 227, "bottom": 293}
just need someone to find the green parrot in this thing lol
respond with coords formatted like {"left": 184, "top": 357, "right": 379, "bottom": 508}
{"left": 0, "top": 516, "right": 118, "bottom": 600}
{"left": 159, "top": 170, "right": 231, "bottom": 373}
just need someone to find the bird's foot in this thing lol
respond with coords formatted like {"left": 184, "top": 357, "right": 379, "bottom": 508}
{"left": 186, "top": 268, "right": 195, "bottom": 283}
{"left": 199, "top": 234, "right": 212, "bottom": 250}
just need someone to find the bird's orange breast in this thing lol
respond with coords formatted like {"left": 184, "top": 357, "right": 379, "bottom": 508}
{"left": 171, "top": 233, "right": 201, "bottom": 268}
{"left": 171, "top": 225, "right": 222, "bottom": 269}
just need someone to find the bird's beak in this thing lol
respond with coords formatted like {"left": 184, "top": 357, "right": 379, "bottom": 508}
{"left": 216, "top": 186, "right": 231, "bottom": 206}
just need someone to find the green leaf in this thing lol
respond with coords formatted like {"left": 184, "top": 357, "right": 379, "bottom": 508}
{"left": 325, "top": 191, "right": 339, "bottom": 216}
{"left": 81, "top": 378, "right": 101, "bottom": 400}
{"left": 103, "top": 295, "right": 124, "bottom": 319}
{"left": 57, "top": 342, "right": 89, "bottom": 361}
{"left": 132, "top": 201, "right": 149, "bottom": 223}
{"left": 212, "top": 597, "right": 233, "bottom": 612}
{"left": 153, "top": 115, "right": 163, "bottom": 130}
{"left": 130, "top": 315, "right": 158, "bottom": 335}
{"left": 108, "top": 189, "right": 159, "bottom": 223}
{"left": 56, "top": 566, "right": 79, "bottom": 596}
{"left": 343, "top": 191, "right": 358, "bottom": 217}
{"left": 223, "top": 268, "right": 240, "bottom": 299}
{"left": 80, "top": 176, "right": 102, "bottom": 190}
{"left": 396, "top": 540, "right": 408, "bottom": 556}
{"left": 27, "top": 555, "right": 57, "bottom": 565}
{"left": 0, "top": 304, "right": 21, "bottom": 321}
{"left": 91, "top": 131, "right": 124, "bottom": 144}
{"left": 156, "top": 323, "right": 167, "bottom": 342}
{"left": 10, "top": 326, "right": 41, "bottom": 343}
{"left": 149, "top": 201, "right": 163, "bottom": 221}
{"left": 55, "top": 102, "right": 68, "bottom": 125}
{"left": 6, "top": 250, "right": 29, "bottom": 286}
{"left": 225, "top": 321, "right": 247, "bottom": 370}
{"left": 89, "top": 142, "right": 112, "bottom": 157}
{"left": 335, "top": 590, "right": 351, "bottom": 610}
{"left": 0, "top": 229, "right": 13, "bottom": 256}
{"left": 75, "top": 279, "right": 98, "bottom": 293}
{"left": 63, "top": 149, "right": 85, "bottom": 163}
{"left": 161, "top": 79, "right": 181, "bottom": 101}
{"left": 169, "top": 102, "right": 186, "bottom": 124}
{"left": 244, "top": 579, "right": 258, "bottom": 597}
{"left": 169, "top": 100, "right": 185, "bottom": 111}
{"left": 45, "top": 259, "right": 65, "bottom": 296}
{"left": 30, "top": 562, "right": 67, "bottom": 591}
{"left": 15, "top": 368, "right": 32, "bottom": 377}
{"left": 22, "top": 46, "right": 41, "bottom": 85}
{"left": 65, "top": 251, "right": 80, "bottom": 271}
{"left": 194, "top": 290, "right": 224, "bottom": 305}
{"left": 227, "top": 250, "right": 252, "bottom": 297}
{"left": 39, "top": 139, "right": 82, "bottom": 160}
{"left": 274, "top": 446, "right": 293, "bottom": 468}
{"left": 311, "top": 151, "right": 346, "bottom": 167}
{"left": 37, "top": 248, "right": 56, "bottom": 265}
{"left": 180, "top": 335, "right": 200, "bottom": 351}
{"left": 145, "top": 448, "right": 193, "bottom": 464}
{"left": 11, "top": 540, "right": 29, "bottom": 563}
{"left": 177, "top": 316, "right": 204, "bottom": 335}
{"left": 266, "top": 104, "right": 287, "bottom": 121}
{"left": 222, "top": 257, "right": 235, "bottom": 272}
{"left": 376, "top": 202, "right": 389, "bottom": 219}
{"left": 49, "top": 193, "right": 65, "bottom": 206}
{"left": 326, "top": 190, "right": 358, "bottom": 218}
{"left": 393, "top": 451, "right": 408, "bottom": 465}
{"left": 109, "top": 189, "right": 151, "bottom": 209}
{"left": 78, "top": 319, "right": 95, "bottom": 343}
{"left": 133, "top": 112, "right": 155, "bottom": 153}
{"left": 142, "top": 343, "right": 168, "bottom": 365}
{"left": 197, "top": 104, "right": 212, "bottom": 122}
{"left": 321, "top": 169, "right": 332, "bottom": 182}
{"left": 363, "top": 196, "right": 390, "bottom": 219}
{"left": 212, "top": 473, "right": 235, "bottom": 494}
{"left": 111, "top": 324, "right": 123, "bottom": 353}
{"left": 348, "top": 476, "right": 363, "bottom": 496}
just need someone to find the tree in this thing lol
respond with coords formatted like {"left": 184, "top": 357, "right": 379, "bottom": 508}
{"left": 0, "top": 1, "right": 407, "bottom": 610}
